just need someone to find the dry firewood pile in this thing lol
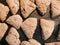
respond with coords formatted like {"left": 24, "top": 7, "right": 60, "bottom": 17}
{"left": 0, "top": 0, "right": 60, "bottom": 45}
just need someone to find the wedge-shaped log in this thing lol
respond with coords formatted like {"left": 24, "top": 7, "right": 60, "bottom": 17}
{"left": 40, "top": 19, "right": 55, "bottom": 40}
{"left": 21, "top": 18, "right": 37, "bottom": 39}
{"left": 20, "top": 0, "right": 36, "bottom": 18}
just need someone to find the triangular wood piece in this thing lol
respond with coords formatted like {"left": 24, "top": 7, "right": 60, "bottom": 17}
{"left": 0, "top": 23, "right": 8, "bottom": 40}
{"left": 29, "top": 39, "right": 41, "bottom": 45}
{"left": 6, "top": 27, "right": 20, "bottom": 45}
{"left": 20, "top": 0, "right": 36, "bottom": 18}
{"left": 57, "top": 30, "right": 60, "bottom": 40}
{"left": 0, "top": 3, "right": 9, "bottom": 21}
{"left": 36, "top": 0, "right": 50, "bottom": 15}
{"left": 40, "top": 19, "right": 55, "bottom": 40}
{"left": 51, "top": 0, "right": 60, "bottom": 17}
{"left": 6, "top": 0, "right": 19, "bottom": 14}
{"left": 21, "top": 41, "right": 31, "bottom": 45}
{"left": 21, "top": 18, "right": 37, "bottom": 39}
{"left": 6, "top": 15, "right": 23, "bottom": 29}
